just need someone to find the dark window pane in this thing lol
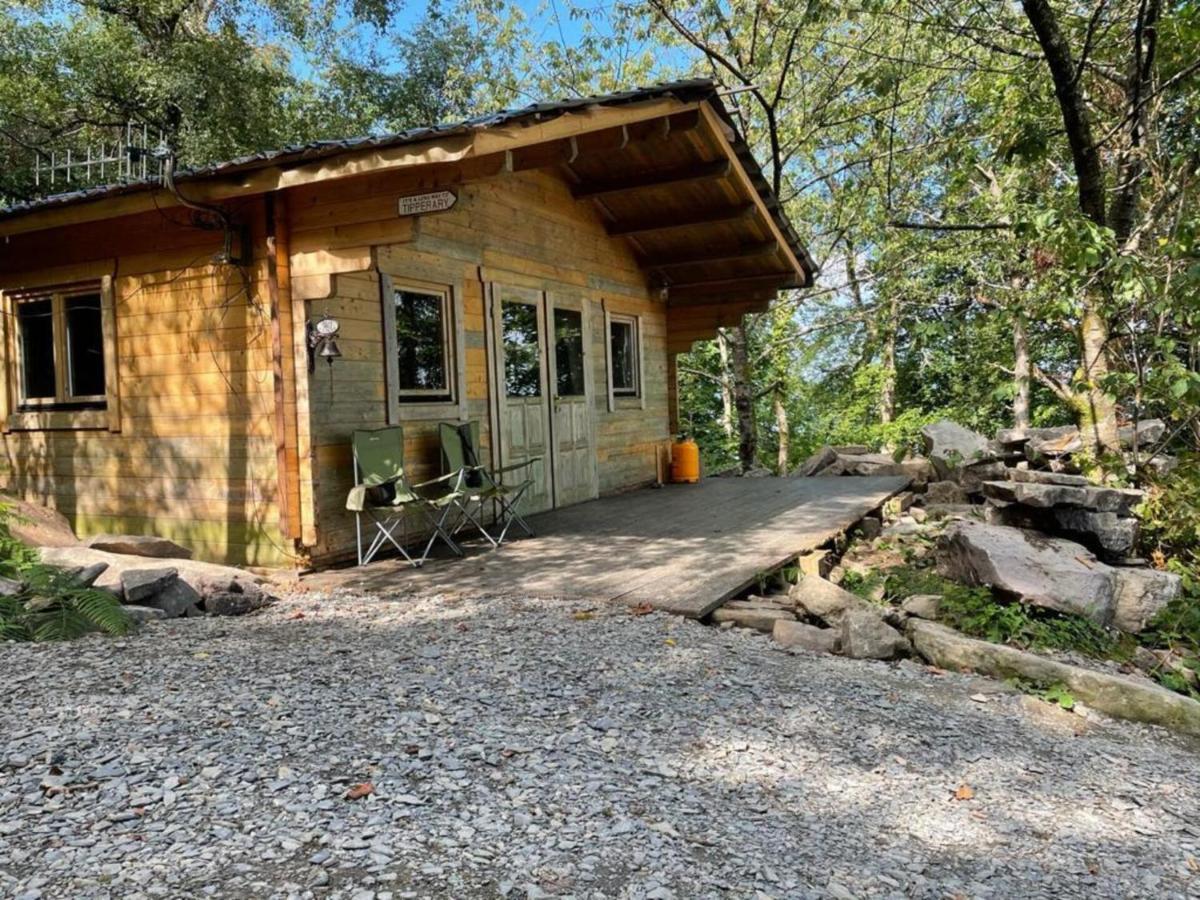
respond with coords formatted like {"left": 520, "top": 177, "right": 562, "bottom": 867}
{"left": 610, "top": 320, "right": 636, "bottom": 394}
{"left": 395, "top": 289, "right": 448, "bottom": 395}
{"left": 17, "top": 299, "right": 56, "bottom": 400}
{"left": 502, "top": 301, "right": 541, "bottom": 397}
{"left": 553, "top": 308, "right": 585, "bottom": 397}
{"left": 65, "top": 294, "right": 105, "bottom": 397}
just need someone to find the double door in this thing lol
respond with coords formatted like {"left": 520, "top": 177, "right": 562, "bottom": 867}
{"left": 489, "top": 285, "right": 598, "bottom": 514}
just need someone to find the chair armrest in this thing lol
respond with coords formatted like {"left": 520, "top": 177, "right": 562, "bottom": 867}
{"left": 412, "top": 469, "right": 465, "bottom": 491}
{"left": 495, "top": 457, "right": 542, "bottom": 475}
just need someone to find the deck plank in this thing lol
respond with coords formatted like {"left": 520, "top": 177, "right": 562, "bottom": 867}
{"left": 303, "top": 475, "right": 908, "bottom": 617}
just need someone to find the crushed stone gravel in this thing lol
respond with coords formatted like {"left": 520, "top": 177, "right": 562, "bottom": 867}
{"left": 2, "top": 589, "right": 1199, "bottom": 899}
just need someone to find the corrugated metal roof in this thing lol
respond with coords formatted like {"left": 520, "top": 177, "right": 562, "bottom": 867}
{"left": 0, "top": 79, "right": 815, "bottom": 280}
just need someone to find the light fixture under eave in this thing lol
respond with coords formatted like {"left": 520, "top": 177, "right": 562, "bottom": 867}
{"left": 306, "top": 315, "right": 341, "bottom": 372}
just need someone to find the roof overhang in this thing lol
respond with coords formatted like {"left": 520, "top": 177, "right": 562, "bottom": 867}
{"left": 0, "top": 81, "right": 816, "bottom": 342}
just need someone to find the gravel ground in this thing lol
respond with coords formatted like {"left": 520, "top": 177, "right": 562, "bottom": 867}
{"left": 2, "top": 589, "right": 1199, "bottom": 900}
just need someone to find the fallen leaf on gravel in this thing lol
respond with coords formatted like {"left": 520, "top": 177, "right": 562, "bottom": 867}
{"left": 344, "top": 782, "right": 374, "bottom": 800}
{"left": 953, "top": 784, "right": 975, "bottom": 801}
{"left": 970, "top": 693, "right": 989, "bottom": 703}
{"left": 572, "top": 610, "right": 595, "bottom": 621}
{"left": 664, "top": 638, "right": 676, "bottom": 647}
{"left": 629, "top": 603, "right": 654, "bottom": 616}
{"left": 925, "top": 665, "right": 947, "bottom": 676}
{"left": 287, "top": 611, "right": 305, "bottom": 620}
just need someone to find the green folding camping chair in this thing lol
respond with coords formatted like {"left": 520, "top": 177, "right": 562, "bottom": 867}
{"left": 346, "top": 426, "right": 466, "bottom": 567}
{"left": 439, "top": 421, "right": 538, "bottom": 547}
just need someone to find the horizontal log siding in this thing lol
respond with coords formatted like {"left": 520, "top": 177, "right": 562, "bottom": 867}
{"left": 0, "top": 200, "right": 293, "bottom": 566}
{"left": 293, "top": 166, "right": 668, "bottom": 564}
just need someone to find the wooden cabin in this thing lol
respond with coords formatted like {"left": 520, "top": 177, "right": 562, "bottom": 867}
{"left": 0, "top": 80, "right": 815, "bottom": 568}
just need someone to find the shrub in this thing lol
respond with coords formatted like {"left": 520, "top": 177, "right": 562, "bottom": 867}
{"left": 0, "top": 503, "right": 130, "bottom": 642}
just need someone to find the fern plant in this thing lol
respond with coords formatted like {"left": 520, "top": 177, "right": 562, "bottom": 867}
{"left": 0, "top": 502, "right": 131, "bottom": 642}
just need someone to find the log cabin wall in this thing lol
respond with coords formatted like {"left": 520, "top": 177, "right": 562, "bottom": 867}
{"left": 0, "top": 199, "right": 295, "bottom": 566}
{"left": 289, "top": 163, "right": 670, "bottom": 565}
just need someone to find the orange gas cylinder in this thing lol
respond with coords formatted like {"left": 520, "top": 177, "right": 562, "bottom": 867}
{"left": 670, "top": 437, "right": 701, "bottom": 483}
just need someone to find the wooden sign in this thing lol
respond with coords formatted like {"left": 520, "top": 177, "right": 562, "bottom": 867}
{"left": 397, "top": 191, "right": 457, "bottom": 217}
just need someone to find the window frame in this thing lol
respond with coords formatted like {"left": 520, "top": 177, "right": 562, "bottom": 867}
{"left": 602, "top": 303, "right": 644, "bottom": 413}
{"left": 390, "top": 280, "right": 455, "bottom": 403}
{"left": 380, "top": 270, "right": 466, "bottom": 425}
{"left": 3, "top": 275, "right": 118, "bottom": 433}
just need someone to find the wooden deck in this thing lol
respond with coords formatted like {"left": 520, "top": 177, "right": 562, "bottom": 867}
{"left": 303, "top": 475, "right": 908, "bottom": 618}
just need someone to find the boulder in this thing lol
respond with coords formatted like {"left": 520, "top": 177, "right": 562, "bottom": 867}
{"left": 925, "top": 481, "right": 968, "bottom": 505}
{"left": 937, "top": 521, "right": 1116, "bottom": 625}
{"left": 0, "top": 494, "right": 79, "bottom": 548}
{"left": 85, "top": 534, "right": 194, "bottom": 560}
{"left": 900, "top": 594, "right": 941, "bottom": 620}
{"left": 1026, "top": 427, "right": 1082, "bottom": 458}
{"left": 794, "top": 445, "right": 838, "bottom": 477}
{"left": 1119, "top": 418, "right": 1166, "bottom": 448}
{"left": 0, "top": 576, "right": 23, "bottom": 598}
{"left": 856, "top": 516, "right": 882, "bottom": 540}
{"left": 1112, "top": 568, "right": 1182, "bottom": 634}
{"left": 1048, "top": 509, "right": 1139, "bottom": 557}
{"left": 995, "top": 427, "right": 1031, "bottom": 448}
{"left": 122, "top": 605, "right": 168, "bottom": 626}
{"left": 772, "top": 619, "right": 840, "bottom": 654}
{"left": 136, "top": 578, "right": 201, "bottom": 619}
{"left": 790, "top": 576, "right": 874, "bottom": 626}
{"left": 958, "top": 460, "right": 1009, "bottom": 494}
{"left": 1008, "top": 469, "right": 1091, "bottom": 487}
{"left": 983, "top": 480, "right": 1143, "bottom": 516}
{"left": 840, "top": 608, "right": 909, "bottom": 659}
{"left": 712, "top": 603, "right": 795, "bottom": 633}
{"left": 920, "top": 420, "right": 994, "bottom": 466}
{"left": 907, "top": 620, "right": 1200, "bottom": 737}
{"left": 121, "top": 567, "right": 179, "bottom": 605}
{"left": 38, "top": 547, "right": 270, "bottom": 599}
{"left": 205, "top": 589, "right": 271, "bottom": 617}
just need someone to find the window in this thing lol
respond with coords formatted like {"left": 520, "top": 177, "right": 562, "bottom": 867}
{"left": 553, "top": 307, "right": 585, "bottom": 397}
{"left": 501, "top": 301, "right": 541, "bottom": 398}
{"left": 608, "top": 314, "right": 639, "bottom": 397}
{"left": 393, "top": 284, "right": 453, "bottom": 402}
{"left": 14, "top": 287, "right": 107, "bottom": 409}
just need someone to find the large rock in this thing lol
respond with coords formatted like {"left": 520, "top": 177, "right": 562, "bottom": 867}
{"left": 901, "top": 594, "right": 941, "bottom": 620}
{"left": 925, "top": 481, "right": 968, "bottom": 505}
{"left": 938, "top": 521, "right": 1116, "bottom": 625}
{"left": 1026, "top": 427, "right": 1082, "bottom": 458}
{"left": 983, "top": 480, "right": 1143, "bottom": 515}
{"left": 38, "top": 547, "right": 269, "bottom": 599}
{"left": 1119, "top": 418, "right": 1166, "bottom": 447}
{"left": 794, "top": 445, "right": 838, "bottom": 477}
{"left": 920, "top": 420, "right": 994, "bottom": 465}
{"left": 790, "top": 576, "right": 874, "bottom": 626}
{"left": 204, "top": 589, "right": 270, "bottom": 617}
{"left": 957, "top": 460, "right": 1009, "bottom": 494}
{"left": 840, "top": 608, "right": 908, "bottom": 659}
{"left": 907, "top": 620, "right": 1200, "bottom": 737}
{"left": 0, "top": 576, "right": 23, "bottom": 597}
{"left": 136, "top": 578, "right": 202, "bottom": 619}
{"left": 85, "top": 534, "right": 194, "bottom": 560}
{"left": 1048, "top": 509, "right": 1139, "bottom": 557}
{"left": 1112, "top": 568, "right": 1182, "bottom": 634}
{"left": 1008, "top": 469, "right": 1091, "bottom": 487}
{"left": 0, "top": 494, "right": 79, "bottom": 548}
{"left": 122, "top": 605, "right": 168, "bottom": 626}
{"left": 772, "top": 619, "right": 840, "bottom": 654}
{"left": 121, "top": 567, "right": 179, "bottom": 604}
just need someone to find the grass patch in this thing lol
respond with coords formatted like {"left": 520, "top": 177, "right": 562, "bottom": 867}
{"left": 884, "top": 563, "right": 1122, "bottom": 659}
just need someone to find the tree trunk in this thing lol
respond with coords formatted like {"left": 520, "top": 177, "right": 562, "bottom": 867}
{"left": 1021, "top": 0, "right": 1122, "bottom": 453}
{"left": 716, "top": 329, "right": 735, "bottom": 441}
{"left": 773, "top": 385, "right": 789, "bottom": 475}
{"left": 728, "top": 324, "right": 757, "bottom": 471}
{"left": 1012, "top": 309, "right": 1031, "bottom": 431}
{"left": 878, "top": 293, "right": 898, "bottom": 429}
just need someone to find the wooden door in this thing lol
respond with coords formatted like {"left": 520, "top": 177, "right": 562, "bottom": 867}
{"left": 491, "top": 285, "right": 553, "bottom": 514}
{"left": 546, "top": 293, "right": 598, "bottom": 506}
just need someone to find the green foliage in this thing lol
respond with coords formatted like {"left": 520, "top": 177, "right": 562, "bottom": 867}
{"left": 0, "top": 503, "right": 131, "bottom": 642}
{"left": 884, "top": 565, "right": 1119, "bottom": 658}
{"left": 1006, "top": 676, "right": 1076, "bottom": 710}
{"left": 1138, "top": 456, "right": 1200, "bottom": 574}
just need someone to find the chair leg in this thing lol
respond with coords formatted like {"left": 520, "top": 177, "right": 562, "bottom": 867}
{"left": 363, "top": 511, "right": 418, "bottom": 567}
{"left": 494, "top": 483, "right": 534, "bottom": 545}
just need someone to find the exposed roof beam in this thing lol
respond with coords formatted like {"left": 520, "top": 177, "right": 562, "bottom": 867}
{"left": 505, "top": 110, "right": 702, "bottom": 174}
{"left": 607, "top": 204, "right": 754, "bottom": 238}
{"left": 668, "top": 272, "right": 795, "bottom": 297}
{"left": 643, "top": 241, "right": 779, "bottom": 271}
{"left": 571, "top": 159, "right": 730, "bottom": 199}
{"left": 667, "top": 289, "right": 779, "bottom": 309}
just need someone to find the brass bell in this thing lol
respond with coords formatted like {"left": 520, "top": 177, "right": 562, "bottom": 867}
{"left": 318, "top": 338, "right": 342, "bottom": 364}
